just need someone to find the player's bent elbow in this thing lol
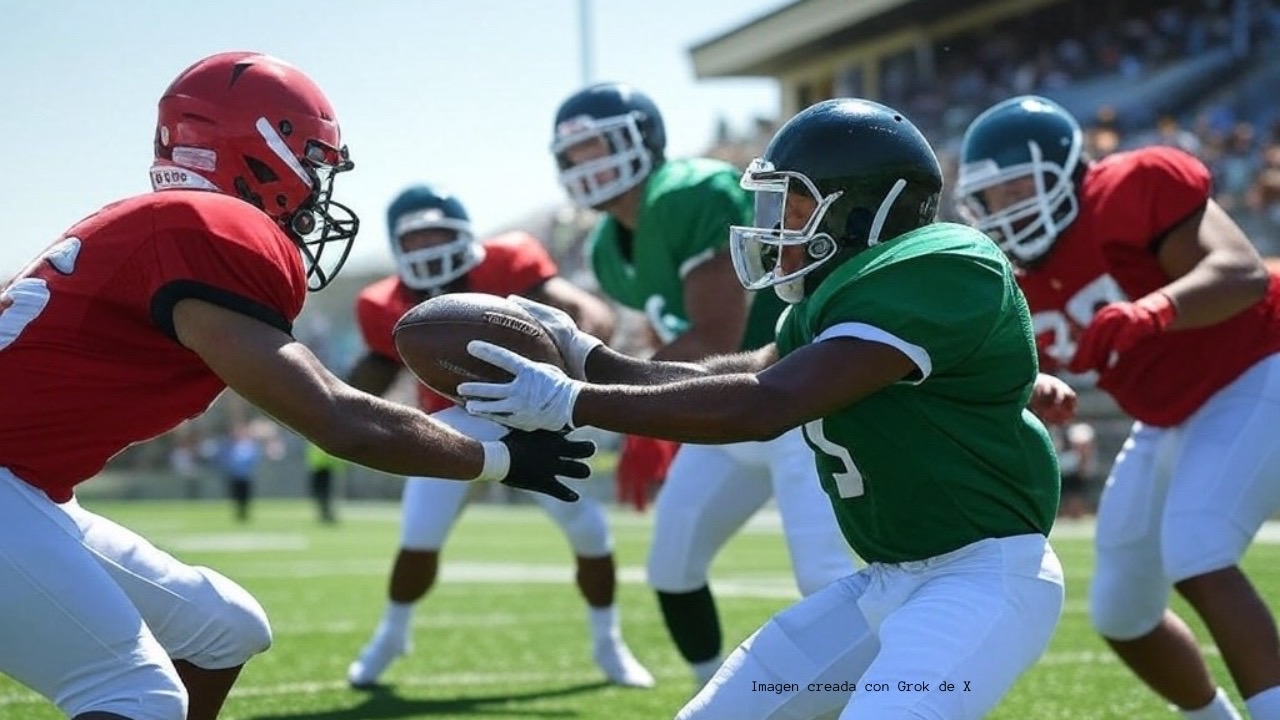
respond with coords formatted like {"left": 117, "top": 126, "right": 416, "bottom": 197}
{"left": 1240, "top": 264, "right": 1271, "bottom": 300}
{"left": 732, "top": 406, "right": 793, "bottom": 443}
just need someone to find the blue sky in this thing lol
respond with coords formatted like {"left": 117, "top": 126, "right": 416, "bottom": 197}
{"left": 3, "top": 0, "right": 788, "bottom": 277}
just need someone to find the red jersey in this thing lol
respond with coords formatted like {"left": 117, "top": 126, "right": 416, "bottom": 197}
{"left": 355, "top": 231, "right": 559, "bottom": 412}
{"left": 0, "top": 191, "right": 307, "bottom": 501}
{"left": 1019, "top": 146, "right": 1280, "bottom": 426}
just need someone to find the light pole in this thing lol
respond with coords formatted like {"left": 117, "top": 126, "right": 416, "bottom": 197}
{"left": 578, "top": 0, "right": 595, "bottom": 86}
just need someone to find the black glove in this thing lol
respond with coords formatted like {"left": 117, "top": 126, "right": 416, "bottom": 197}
{"left": 500, "top": 429, "right": 595, "bottom": 502}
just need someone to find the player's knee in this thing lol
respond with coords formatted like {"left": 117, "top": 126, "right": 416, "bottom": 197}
{"left": 65, "top": 663, "right": 188, "bottom": 720}
{"left": 179, "top": 566, "right": 273, "bottom": 668}
{"left": 132, "top": 683, "right": 189, "bottom": 720}
{"left": 647, "top": 510, "right": 717, "bottom": 593}
{"left": 1161, "top": 514, "right": 1248, "bottom": 583}
{"left": 647, "top": 551, "right": 708, "bottom": 594}
{"left": 557, "top": 501, "right": 612, "bottom": 557}
{"left": 1088, "top": 560, "right": 1167, "bottom": 640}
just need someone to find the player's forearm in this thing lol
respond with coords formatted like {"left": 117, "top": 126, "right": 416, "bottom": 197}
{"left": 583, "top": 344, "right": 709, "bottom": 385}
{"left": 1160, "top": 253, "right": 1269, "bottom": 330}
{"left": 317, "top": 390, "right": 484, "bottom": 479}
{"left": 573, "top": 374, "right": 788, "bottom": 443}
{"left": 583, "top": 344, "right": 769, "bottom": 386}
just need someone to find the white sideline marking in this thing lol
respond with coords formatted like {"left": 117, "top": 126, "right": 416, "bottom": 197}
{"left": 154, "top": 533, "right": 310, "bottom": 552}
{"left": 140, "top": 520, "right": 1280, "bottom": 557}
{"left": 216, "top": 558, "right": 803, "bottom": 598}
{"left": 328, "top": 505, "right": 1280, "bottom": 543}
{"left": 0, "top": 672, "right": 599, "bottom": 707}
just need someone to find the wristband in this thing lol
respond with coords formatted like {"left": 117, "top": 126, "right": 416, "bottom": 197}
{"left": 1137, "top": 291, "right": 1178, "bottom": 331}
{"left": 473, "top": 440, "right": 511, "bottom": 482}
{"left": 569, "top": 335, "right": 604, "bottom": 380}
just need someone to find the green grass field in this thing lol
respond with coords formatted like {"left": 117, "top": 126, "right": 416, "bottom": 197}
{"left": 2, "top": 498, "right": 1275, "bottom": 719}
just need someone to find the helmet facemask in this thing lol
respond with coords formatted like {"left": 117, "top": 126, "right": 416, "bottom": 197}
{"left": 729, "top": 159, "right": 844, "bottom": 304}
{"left": 731, "top": 158, "right": 916, "bottom": 304}
{"left": 392, "top": 217, "right": 485, "bottom": 292}
{"left": 260, "top": 119, "right": 358, "bottom": 291}
{"left": 552, "top": 113, "right": 652, "bottom": 208}
{"left": 957, "top": 138, "right": 1079, "bottom": 266}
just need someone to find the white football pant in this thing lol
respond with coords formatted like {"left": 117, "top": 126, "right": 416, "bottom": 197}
{"left": 677, "top": 533, "right": 1064, "bottom": 720}
{"left": 1090, "top": 352, "right": 1280, "bottom": 640}
{"left": 0, "top": 467, "right": 271, "bottom": 720}
{"left": 399, "top": 406, "right": 611, "bottom": 557}
{"left": 647, "top": 428, "right": 854, "bottom": 597}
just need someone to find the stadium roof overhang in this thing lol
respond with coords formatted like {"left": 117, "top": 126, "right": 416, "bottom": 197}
{"left": 690, "top": 0, "right": 967, "bottom": 78}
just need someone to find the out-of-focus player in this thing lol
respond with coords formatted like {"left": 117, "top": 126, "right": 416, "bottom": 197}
{"left": 344, "top": 184, "right": 653, "bottom": 689}
{"left": 0, "top": 52, "right": 592, "bottom": 720}
{"left": 957, "top": 95, "right": 1280, "bottom": 720}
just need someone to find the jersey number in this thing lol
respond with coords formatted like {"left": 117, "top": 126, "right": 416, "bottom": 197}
{"left": 0, "top": 238, "right": 80, "bottom": 351}
{"left": 803, "top": 418, "right": 865, "bottom": 498}
{"left": 1031, "top": 274, "right": 1126, "bottom": 366}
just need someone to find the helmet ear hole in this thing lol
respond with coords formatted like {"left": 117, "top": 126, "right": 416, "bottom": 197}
{"left": 233, "top": 177, "right": 264, "bottom": 210}
{"left": 245, "top": 156, "right": 278, "bottom": 183}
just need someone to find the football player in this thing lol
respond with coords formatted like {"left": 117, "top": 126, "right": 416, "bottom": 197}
{"left": 459, "top": 97, "right": 1069, "bottom": 720}
{"left": 546, "top": 81, "right": 856, "bottom": 688}
{"left": 955, "top": 95, "right": 1280, "bottom": 720}
{"left": 0, "top": 52, "right": 591, "bottom": 720}
{"left": 344, "top": 184, "right": 653, "bottom": 689}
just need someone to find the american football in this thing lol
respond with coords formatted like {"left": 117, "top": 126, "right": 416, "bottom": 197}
{"left": 393, "top": 292, "right": 565, "bottom": 401}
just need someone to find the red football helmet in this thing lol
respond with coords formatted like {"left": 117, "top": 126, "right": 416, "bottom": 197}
{"left": 151, "top": 51, "right": 359, "bottom": 290}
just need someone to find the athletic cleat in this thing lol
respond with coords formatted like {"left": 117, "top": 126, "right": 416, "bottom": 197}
{"left": 347, "top": 630, "right": 411, "bottom": 688}
{"left": 593, "top": 638, "right": 656, "bottom": 688}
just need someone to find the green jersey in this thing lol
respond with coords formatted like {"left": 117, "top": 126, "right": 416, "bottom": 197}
{"left": 776, "top": 223, "right": 1059, "bottom": 563}
{"left": 588, "top": 158, "right": 786, "bottom": 350}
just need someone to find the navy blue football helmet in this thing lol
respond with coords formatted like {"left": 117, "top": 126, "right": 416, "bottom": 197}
{"left": 550, "top": 82, "right": 666, "bottom": 208}
{"left": 385, "top": 185, "right": 482, "bottom": 291}
{"left": 730, "top": 98, "right": 942, "bottom": 303}
{"left": 956, "top": 95, "right": 1084, "bottom": 265}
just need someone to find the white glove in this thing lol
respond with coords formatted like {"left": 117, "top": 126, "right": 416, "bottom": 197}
{"left": 459, "top": 340, "right": 584, "bottom": 432}
{"left": 508, "top": 295, "right": 601, "bottom": 380}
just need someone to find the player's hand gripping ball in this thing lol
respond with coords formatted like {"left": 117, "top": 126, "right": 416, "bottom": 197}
{"left": 394, "top": 293, "right": 566, "bottom": 402}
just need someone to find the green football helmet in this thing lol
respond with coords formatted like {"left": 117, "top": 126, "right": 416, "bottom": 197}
{"left": 956, "top": 95, "right": 1084, "bottom": 265}
{"left": 730, "top": 98, "right": 942, "bottom": 303}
